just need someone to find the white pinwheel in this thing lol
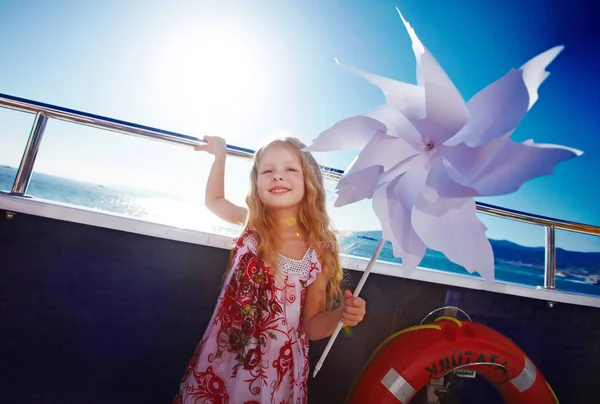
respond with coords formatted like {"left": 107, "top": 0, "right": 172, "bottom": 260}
{"left": 305, "top": 9, "right": 582, "bottom": 281}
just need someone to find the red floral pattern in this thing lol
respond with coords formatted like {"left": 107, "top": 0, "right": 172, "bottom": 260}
{"left": 174, "top": 229, "right": 320, "bottom": 404}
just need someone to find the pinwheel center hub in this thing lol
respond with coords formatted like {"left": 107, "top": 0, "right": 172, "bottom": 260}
{"left": 426, "top": 141, "right": 434, "bottom": 150}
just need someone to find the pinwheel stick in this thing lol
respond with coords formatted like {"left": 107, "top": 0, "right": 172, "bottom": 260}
{"left": 313, "top": 237, "right": 386, "bottom": 377}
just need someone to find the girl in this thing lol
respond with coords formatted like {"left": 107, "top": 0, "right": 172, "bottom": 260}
{"left": 173, "top": 135, "right": 366, "bottom": 404}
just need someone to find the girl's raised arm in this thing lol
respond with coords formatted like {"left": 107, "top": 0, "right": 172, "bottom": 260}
{"left": 195, "top": 136, "right": 247, "bottom": 225}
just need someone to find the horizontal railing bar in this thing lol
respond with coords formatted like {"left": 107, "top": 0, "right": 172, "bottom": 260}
{"left": 1, "top": 93, "right": 598, "bottom": 236}
{"left": 0, "top": 93, "right": 255, "bottom": 158}
{"left": 0, "top": 93, "right": 343, "bottom": 179}
{"left": 476, "top": 203, "right": 599, "bottom": 236}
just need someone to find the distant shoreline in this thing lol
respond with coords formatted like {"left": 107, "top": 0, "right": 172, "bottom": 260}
{"left": 2, "top": 165, "right": 599, "bottom": 260}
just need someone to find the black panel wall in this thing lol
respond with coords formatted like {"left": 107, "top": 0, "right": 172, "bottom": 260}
{"left": 1, "top": 210, "right": 598, "bottom": 403}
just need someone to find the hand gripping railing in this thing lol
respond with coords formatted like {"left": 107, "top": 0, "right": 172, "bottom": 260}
{"left": 1, "top": 92, "right": 599, "bottom": 293}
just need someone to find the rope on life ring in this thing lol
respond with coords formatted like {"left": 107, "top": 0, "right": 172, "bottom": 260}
{"left": 347, "top": 317, "right": 558, "bottom": 404}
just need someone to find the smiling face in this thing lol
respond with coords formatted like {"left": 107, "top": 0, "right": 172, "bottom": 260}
{"left": 255, "top": 143, "right": 305, "bottom": 212}
{"left": 243, "top": 138, "right": 342, "bottom": 305}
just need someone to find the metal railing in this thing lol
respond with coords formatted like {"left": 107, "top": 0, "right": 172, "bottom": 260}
{"left": 1, "top": 92, "right": 599, "bottom": 293}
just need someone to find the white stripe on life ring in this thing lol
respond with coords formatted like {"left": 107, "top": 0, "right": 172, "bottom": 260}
{"left": 510, "top": 357, "right": 537, "bottom": 392}
{"left": 381, "top": 367, "right": 416, "bottom": 403}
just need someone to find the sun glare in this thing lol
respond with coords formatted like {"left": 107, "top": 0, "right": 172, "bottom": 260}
{"left": 155, "top": 20, "right": 270, "bottom": 133}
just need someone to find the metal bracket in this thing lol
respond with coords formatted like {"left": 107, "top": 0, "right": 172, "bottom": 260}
{"left": 421, "top": 306, "right": 476, "bottom": 403}
{"left": 420, "top": 306, "right": 472, "bottom": 325}
{"left": 425, "top": 377, "right": 445, "bottom": 403}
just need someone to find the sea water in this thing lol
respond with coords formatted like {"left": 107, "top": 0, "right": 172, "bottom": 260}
{"left": 1, "top": 165, "right": 598, "bottom": 296}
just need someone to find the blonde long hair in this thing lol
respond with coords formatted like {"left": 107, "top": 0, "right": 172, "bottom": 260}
{"left": 244, "top": 137, "right": 343, "bottom": 308}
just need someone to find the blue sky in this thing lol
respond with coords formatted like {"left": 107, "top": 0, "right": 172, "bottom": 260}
{"left": 0, "top": 0, "right": 598, "bottom": 252}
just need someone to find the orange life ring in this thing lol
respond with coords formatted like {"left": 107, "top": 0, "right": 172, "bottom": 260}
{"left": 347, "top": 317, "right": 558, "bottom": 403}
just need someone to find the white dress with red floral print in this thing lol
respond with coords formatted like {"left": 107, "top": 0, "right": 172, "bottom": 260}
{"left": 174, "top": 228, "right": 322, "bottom": 404}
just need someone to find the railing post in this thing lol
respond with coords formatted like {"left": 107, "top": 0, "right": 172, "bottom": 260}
{"left": 543, "top": 225, "right": 557, "bottom": 290}
{"left": 11, "top": 112, "right": 48, "bottom": 196}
